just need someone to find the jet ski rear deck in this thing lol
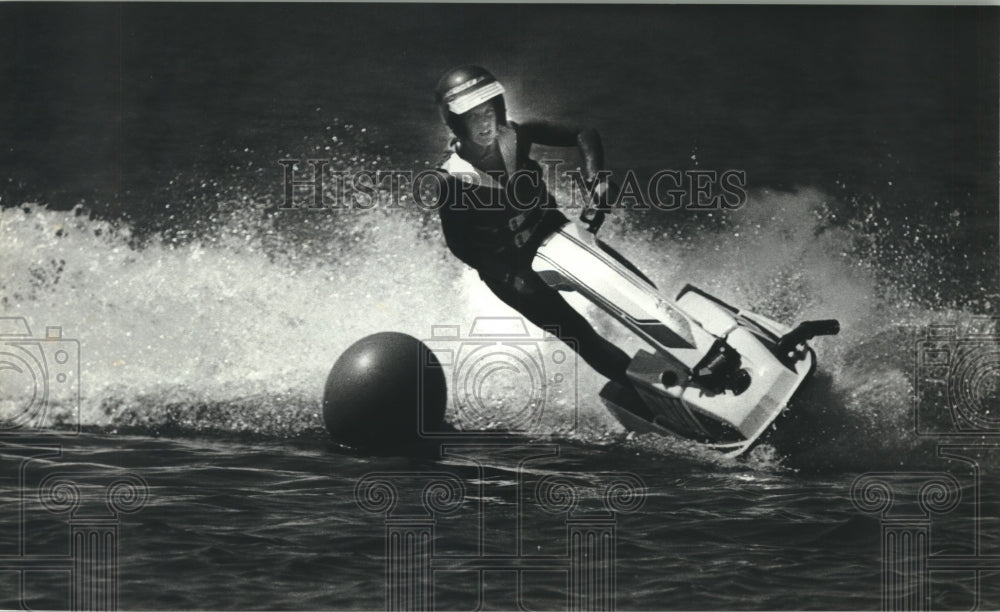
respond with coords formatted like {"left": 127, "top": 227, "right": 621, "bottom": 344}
{"left": 532, "top": 222, "right": 838, "bottom": 457}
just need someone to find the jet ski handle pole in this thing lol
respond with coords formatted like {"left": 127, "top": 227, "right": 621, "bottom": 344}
{"left": 579, "top": 177, "right": 616, "bottom": 234}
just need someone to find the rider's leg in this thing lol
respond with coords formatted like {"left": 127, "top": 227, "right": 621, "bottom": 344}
{"left": 480, "top": 269, "right": 632, "bottom": 382}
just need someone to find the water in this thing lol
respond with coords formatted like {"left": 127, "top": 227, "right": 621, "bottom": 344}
{"left": 1, "top": 4, "right": 998, "bottom": 610}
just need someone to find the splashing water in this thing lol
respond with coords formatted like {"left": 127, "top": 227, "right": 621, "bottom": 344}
{"left": 1, "top": 175, "right": 994, "bottom": 472}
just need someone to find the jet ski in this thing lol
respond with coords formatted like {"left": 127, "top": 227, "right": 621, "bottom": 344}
{"left": 531, "top": 209, "right": 839, "bottom": 457}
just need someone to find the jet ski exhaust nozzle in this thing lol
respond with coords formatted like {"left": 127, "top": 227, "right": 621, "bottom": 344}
{"left": 775, "top": 319, "right": 840, "bottom": 365}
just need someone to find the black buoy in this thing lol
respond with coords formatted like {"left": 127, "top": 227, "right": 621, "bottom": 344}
{"left": 323, "top": 332, "right": 447, "bottom": 450}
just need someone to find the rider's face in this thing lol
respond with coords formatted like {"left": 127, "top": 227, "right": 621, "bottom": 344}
{"left": 459, "top": 102, "right": 498, "bottom": 147}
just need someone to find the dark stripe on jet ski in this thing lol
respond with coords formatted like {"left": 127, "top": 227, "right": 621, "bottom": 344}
{"left": 556, "top": 228, "right": 696, "bottom": 346}
{"left": 675, "top": 284, "right": 739, "bottom": 313}
{"left": 596, "top": 240, "right": 657, "bottom": 288}
{"left": 628, "top": 318, "right": 697, "bottom": 350}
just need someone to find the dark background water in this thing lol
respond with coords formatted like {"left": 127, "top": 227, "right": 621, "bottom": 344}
{"left": 2, "top": 4, "right": 997, "bottom": 308}
{"left": 4, "top": 4, "right": 997, "bottom": 203}
{"left": 2, "top": 4, "right": 1000, "bottom": 610}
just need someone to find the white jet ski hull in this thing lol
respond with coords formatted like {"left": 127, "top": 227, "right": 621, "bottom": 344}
{"left": 532, "top": 223, "right": 831, "bottom": 457}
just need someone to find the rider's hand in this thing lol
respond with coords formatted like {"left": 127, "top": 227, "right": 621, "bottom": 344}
{"left": 581, "top": 207, "right": 607, "bottom": 227}
{"left": 581, "top": 175, "right": 616, "bottom": 233}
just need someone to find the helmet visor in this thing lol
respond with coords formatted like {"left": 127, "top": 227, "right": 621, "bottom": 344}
{"left": 442, "top": 77, "right": 505, "bottom": 115}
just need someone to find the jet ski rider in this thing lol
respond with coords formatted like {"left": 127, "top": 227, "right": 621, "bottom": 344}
{"left": 425, "top": 65, "right": 638, "bottom": 390}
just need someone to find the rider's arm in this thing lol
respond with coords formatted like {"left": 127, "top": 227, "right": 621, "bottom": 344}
{"left": 517, "top": 120, "right": 605, "bottom": 184}
{"left": 520, "top": 120, "right": 613, "bottom": 229}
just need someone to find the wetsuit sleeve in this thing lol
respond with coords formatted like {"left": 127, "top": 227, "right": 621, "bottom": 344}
{"left": 518, "top": 120, "right": 605, "bottom": 182}
{"left": 517, "top": 120, "right": 580, "bottom": 146}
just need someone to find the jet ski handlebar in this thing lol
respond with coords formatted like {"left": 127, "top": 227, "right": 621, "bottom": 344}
{"left": 775, "top": 319, "right": 840, "bottom": 365}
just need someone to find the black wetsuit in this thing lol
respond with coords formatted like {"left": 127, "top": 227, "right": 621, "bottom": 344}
{"left": 433, "top": 121, "right": 632, "bottom": 382}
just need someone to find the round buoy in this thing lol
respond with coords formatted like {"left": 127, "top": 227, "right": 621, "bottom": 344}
{"left": 323, "top": 332, "right": 447, "bottom": 449}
